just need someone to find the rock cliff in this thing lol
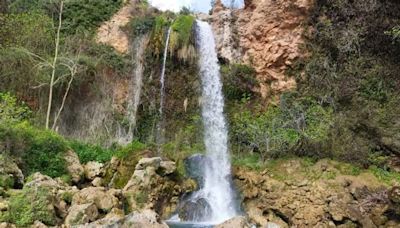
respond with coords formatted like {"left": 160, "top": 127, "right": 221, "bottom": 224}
{"left": 211, "top": 0, "right": 313, "bottom": 98}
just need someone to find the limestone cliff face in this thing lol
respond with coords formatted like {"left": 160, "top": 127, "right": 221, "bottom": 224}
{"left": 211, "top": 0, "right": 313, "bottom": 98}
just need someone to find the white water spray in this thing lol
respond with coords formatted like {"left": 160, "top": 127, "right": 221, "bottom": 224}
{"left": 194, "top": 20, "right": 238, "bottom": 224}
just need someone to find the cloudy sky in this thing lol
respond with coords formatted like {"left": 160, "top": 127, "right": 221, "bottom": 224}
{"left": 149, "top": 0, "right": 244, "bottom": 13}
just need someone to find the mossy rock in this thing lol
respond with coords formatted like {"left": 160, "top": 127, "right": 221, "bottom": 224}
{"left": 0, "top": 185, "right": 57, "bottom": 226}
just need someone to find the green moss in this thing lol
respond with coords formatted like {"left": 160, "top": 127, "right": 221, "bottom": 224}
{"left": 134, "top": 191, "right": 148, "bottom": 209}
{"left": 170, "top": 15, "right": 195, "bottom": 48}
{"left": 1, "top": 186, "right": 57, "bottom": 226}
{"left": 369, "top": 166, "right": 400, "bottom": 185}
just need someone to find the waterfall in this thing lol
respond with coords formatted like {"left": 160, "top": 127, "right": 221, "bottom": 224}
{"left": 117, "top": 35, "right": 149, "bottom": 145}
{"left": 194, "top": 20, "right": 238, "bottom": 223}
{"left": 157, "top": 27, "right": 172, "bottom": 150}
{"left": 159, "top": 27, "right": 172, "bottom": 116}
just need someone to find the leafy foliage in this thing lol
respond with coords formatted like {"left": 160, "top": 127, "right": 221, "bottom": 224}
{"left": 0, "top": 122, "right": 68, "bottom": 177}
{"left": 0, "top": 93, "right": 31, "bottom": 124}
{"left": 221, "top": 64, "right": 258, "bottom": 100}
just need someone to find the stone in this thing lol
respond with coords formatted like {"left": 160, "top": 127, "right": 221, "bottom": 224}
{"left": 158, "top": 161, "right": 176, "bottom": 176}
{"left": 72, "top": 187, "right": 119, "bottom": 212}
{"left": 184, "top": 154, "right": 208, "bottom": 187}
{"left": 135, "top": 157, "right": 162, "bottom": 170}
{"left": 84, "top": 162, "right": 104, "bottom": 180}
{"left": 118, "top": 210, "right": 168, "bottom": 228}
{"left": 0, "top": 201, "right": 8, "bottom": 211}
{"left": 0, "top": 223, "right": 16, "bottom": 228}
{"left": 0, "top": 154, "right": 24, "bottom": 188}
{"left": 64, "top": 150, "right": 84, "bottom": 184}
{"left": 92, "top": 177, "right": 103, "bottom": 187}
{"left": 178, "top": 198, "right": 212, "bottom": 222}
{"left": 31, "top": 221, "right": 48, "bottom": 228}
{"left": 215, "top": 216, "right": 251, "bottom": 228}
{"left": 65, "top": 203, "right": 99, "bottom": 226}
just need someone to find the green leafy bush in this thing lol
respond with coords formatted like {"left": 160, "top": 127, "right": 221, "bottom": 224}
{"left": 221, "top": 64, "right": 258, "bottom": 101}
{"left": 0, "top": 122, "right": 68, "bottom": 177}
{"left": 69, "top": 140, "right": 114, "bottom": 164}
{"left": 0, "top": 93, "right": 31, "bottom": 124}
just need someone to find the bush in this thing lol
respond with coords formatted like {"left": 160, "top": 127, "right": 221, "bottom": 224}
{"left": 0, "top": 122, "right": 68, "bottom": 177}
{"left": 69, "top": 140, "right": 114, "bottom": 164}
{"left": 221, "top": 64, "right": 258, "bottom": 101}
{"left": 0, "top": 93, "right": 31, "bottom": 124}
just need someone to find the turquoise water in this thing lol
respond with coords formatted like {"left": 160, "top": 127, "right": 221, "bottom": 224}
{"left": 166, "top": 221, "right": 214, "bottom": 228}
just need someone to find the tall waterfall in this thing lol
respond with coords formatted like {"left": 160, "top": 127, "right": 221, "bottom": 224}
{"left": 195, "top": 20, "right": 238, "bottom": 223}
{"left": 117, "top": 35, "right": 149, "bottom": 145}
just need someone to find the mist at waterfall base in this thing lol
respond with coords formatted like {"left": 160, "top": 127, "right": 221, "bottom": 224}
{"left": 167, "top": 20, "right": 239, "bottom": 227}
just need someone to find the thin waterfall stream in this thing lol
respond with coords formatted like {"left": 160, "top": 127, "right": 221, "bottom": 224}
{"left": 117, "top": 35, "right": 149, "bottom": 144}
{"left": 157, "top": 27, "right": 172, "bottom": 151}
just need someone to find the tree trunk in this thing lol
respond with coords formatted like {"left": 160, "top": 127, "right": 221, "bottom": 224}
{"left": 46, "top": 1, "right": 63, "bottom": 129}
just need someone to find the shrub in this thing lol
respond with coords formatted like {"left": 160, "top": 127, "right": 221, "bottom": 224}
{"left": 69, "top": 140, "right": 114, "bottom": 164}
{"left": 0, "top": 122, "right": 68, "bottom": 177}
{"left": 0, "top": 93, "right": 31, "bottom": 124}
{"left": 221, "top": 64, "right": 258, "bottom": 101}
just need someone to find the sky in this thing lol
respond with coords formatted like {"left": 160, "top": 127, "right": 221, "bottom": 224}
{"left": 149, "top": 0, "right": 244, "bottom": 13}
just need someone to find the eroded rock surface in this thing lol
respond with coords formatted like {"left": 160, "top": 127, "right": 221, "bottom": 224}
{"left": 234, "top": 159, "right": 400, "bottom": 227}
{"left": 211, "top": 0, "right": 313, "bottom": 98}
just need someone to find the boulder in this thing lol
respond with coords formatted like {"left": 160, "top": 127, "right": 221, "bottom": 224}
{"left": 158, "top": 161, "right": 176, "bottom": 176}
{"left": 135, "top": 157, "right": 162, "bottom": 170}
{"left": 25, "top": 172, "right": 62, "bottom": 190}
{"left": 31, "top": 221, "right": 48, "bottom": 228}
{"left": 117, "top": 210, "right": 168, "bottom": 228}
{"left": 72, "top": 187, "right": 119, "bottom": 212}
{"left": 178, "top": 198, "right": 212, "bottom": 222}
{"left": 0, "top": 223, "right": 16, "bottom": 228}
{"left": 215, "top": 216, "right": 251, "bottom": 228}
{"left": 65, "top": 203, "right": 99, "bottom": 226}
{"left": 64, "top": 150, "right": 84, "bottom": 184}
{"left": 0, "top": 155, "right": 24, "bottom": 188}
{"left": 84, "top": 162, "right": 104, "bottom": 180}
{"left": 184, "top": 154, "right": 208, "bottom": 187}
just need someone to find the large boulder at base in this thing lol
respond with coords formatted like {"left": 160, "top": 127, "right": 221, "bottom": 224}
{"left": 84, "top": 162, "right": 104, "bottom": 180}
{"left": 178, "top": 198, "right": 212, "bottom": 222}
{"left": 215, "top": 216, "right": 251, "bottom": 228}
{"left": 72, "top": 187, "right": 119, "bottom": 212}
{"left": 64, "top": 150, "right": 84, "bottom": 184}
{"left": 0, "top": 155, "right": 24, "bottom": 188}
{"left": 65, "top": 203, "right": 99, "bottom": 226}
{"left": 184, "top": 154, "right": 208, "bottom": 188}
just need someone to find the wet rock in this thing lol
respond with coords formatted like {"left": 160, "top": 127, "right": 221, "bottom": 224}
{"left": 184, "top": 154, "right": 208, "bottom": 187}
{"left": 84, "top": 161, "right": 104, "bottom": 180}
{"left": 0, "top": 155, "right": 24, "bottom": 188}
{"left": 215, "top": 216, "right": 251, "bottom": 228}
{"left": 178, "top": 198, "right": 212, "bottom": 222}
{"left": 65, "top": 203, "right": 99, "bottom": 226}
{"left": 72, "top": 187, "right": 119, "bottom": 212}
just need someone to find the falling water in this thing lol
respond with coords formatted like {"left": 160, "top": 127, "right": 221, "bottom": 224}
{"left": 117, "top": 35, "right": 149, "bottom": 145}
{"left": 157, "top": 27, "right": 172, "bottom": 150}
{"left": 159, "top": 27, "right": 172, "bottom": 116}
{"left": 194, "top": 20, "right": 238, "bottom": 224}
